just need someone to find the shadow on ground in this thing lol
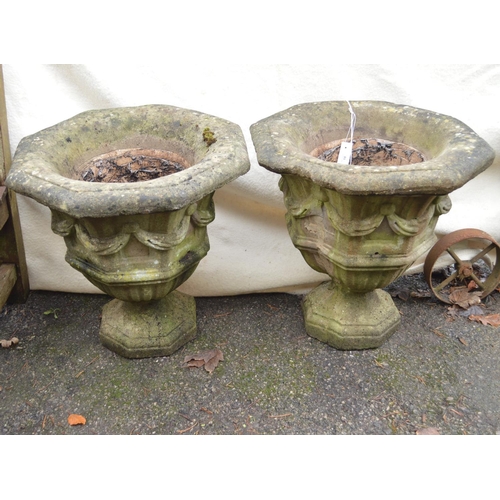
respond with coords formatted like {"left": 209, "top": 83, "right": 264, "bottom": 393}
{"left": 1, "top": 273, "right": 499, "bottom": 435}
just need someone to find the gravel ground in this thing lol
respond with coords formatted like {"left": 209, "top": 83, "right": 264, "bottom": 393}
{"left": 1, "top": 273, "right": 499, "bottom": 435}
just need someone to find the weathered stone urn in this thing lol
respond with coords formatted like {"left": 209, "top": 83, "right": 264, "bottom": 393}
{"left": 251, "top": 101, "right": 495, "bottom": 350}
{"left": 6, "top": 105, "right": 250, "bottom": 358}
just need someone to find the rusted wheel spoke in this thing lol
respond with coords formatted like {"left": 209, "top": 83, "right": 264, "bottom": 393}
{"left": 469, "top": 272, "right": 486, "bottom": 290}
{"left": 447, "top": 247, "right": 463, "bottom": 265}
{"left": 469, "top": 243, "right": 496, "bottom": 265}
{"left": 433, "top": 270, "right": 459, "bottom": 293}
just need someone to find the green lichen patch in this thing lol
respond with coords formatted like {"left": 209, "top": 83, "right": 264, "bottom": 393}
{"left": 202, "top": 127, "right": 217, "bottom": 146}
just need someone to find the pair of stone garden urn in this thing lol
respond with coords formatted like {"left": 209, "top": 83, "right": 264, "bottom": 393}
{"left": 6, "top": 101, "right": 495, "bottom": 358}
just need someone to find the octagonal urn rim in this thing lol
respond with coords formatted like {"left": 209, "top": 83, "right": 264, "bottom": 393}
{"left": 250, "top": 100, "right": 495, "bottom": 196}
{"left": 6, "top": 104, "right": 250, "bottom": 218}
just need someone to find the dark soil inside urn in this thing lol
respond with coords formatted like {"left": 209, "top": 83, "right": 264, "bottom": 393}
{"left": 312, "top": 138, "right": 425, "bottom": 166}
{"left": 79, "top": 148, "right": 190, "bottom": 183}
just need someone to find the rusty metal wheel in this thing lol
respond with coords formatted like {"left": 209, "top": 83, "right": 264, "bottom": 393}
{"left": 424, "top": 228, "right": 500, "bottom": 304}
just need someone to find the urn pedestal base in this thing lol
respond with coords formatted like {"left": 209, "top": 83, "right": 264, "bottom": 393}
{"left": 302, "top": 282, "right": 400, "bottom": 350}
{"left": 99, "top": 291, "right": 196, "bottom": 358}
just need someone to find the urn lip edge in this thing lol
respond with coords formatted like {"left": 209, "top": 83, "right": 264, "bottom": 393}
{"left": 6, "top": 104, "right": 251, "bottom": 217}
{"left": 250, "top": 100, "right": 495, "bottom": 195}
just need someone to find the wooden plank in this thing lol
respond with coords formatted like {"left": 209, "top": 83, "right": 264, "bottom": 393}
{"left": 0, "top": 263, "right": 17, "bottom": 310}
{"left": 0, "top": 123, "right": 4, "bottom": 183}
{"left": 0, "top": 186, "right": 8, "bottom": 230}
{"left": 0, "top": 65, "right": 29, "bottom": 303}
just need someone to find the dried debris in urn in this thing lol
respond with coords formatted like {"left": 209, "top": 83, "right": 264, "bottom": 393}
{"left": 80, "top": 148, "right": 189, "bottom": 183}
{"left": 316, "top": 138, "right": 425, "bottom": 166}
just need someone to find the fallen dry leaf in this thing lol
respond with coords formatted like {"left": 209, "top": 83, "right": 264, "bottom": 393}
{"left": 416, "top": 427, "right": 440, "bottom": 435}
{"left": 0, "top": 337, "right": 19, "bottom": 349}
{"left": 447, "top": 304, "right": 484, "bottom": 318}
{"left": 395, "top": 289, "right": 410, "bottom": 301}
{"left": 469, "top": 313, "right": 500, "bottom": 327}
{"left": 182, "top": 348, "right": 224, "bottom": 373}
{"left": 204, "top": 351, "right": 224, "bottom": 373}
{"left": 464, "top": 305, "right": 485, "bottom": 317}
{"left": 448, "top": 287, "right": 482, "bottom": 309}
{"left": 185, "top": 359, "right": 205, "bottom": 368}
{"left": 68, "top": 414, "right": 86, "bottom": 426}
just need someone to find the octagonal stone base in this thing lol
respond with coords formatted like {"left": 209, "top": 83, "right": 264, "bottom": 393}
{"left": 99, "top": 291, "right": 196, "bottom": 358}
{"left": 302, "top": 282, "right": 400, "bottom": 350}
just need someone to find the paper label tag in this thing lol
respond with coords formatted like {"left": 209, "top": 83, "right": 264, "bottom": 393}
{"left": 337, "top": 141, "right": 353, "bottom": 165}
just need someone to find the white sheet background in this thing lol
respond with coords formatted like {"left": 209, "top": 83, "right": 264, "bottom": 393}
{"left": 3, "top": 64, "right": 500, "bottom": 296}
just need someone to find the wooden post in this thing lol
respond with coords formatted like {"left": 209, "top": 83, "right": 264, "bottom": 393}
{"left": 0, "top": 64, "right": 29, "bottom": 307}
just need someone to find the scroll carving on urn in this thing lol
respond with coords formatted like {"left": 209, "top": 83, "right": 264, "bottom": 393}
{"left": 50, "top": 193, "right": 216, "bottom": 303}
{"left": 279, "top": 174, "right": 452, "bottom": 290}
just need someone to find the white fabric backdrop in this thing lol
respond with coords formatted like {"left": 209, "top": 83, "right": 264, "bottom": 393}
{"left": 3, "top": 64, "right": 500, "bottom": 296}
